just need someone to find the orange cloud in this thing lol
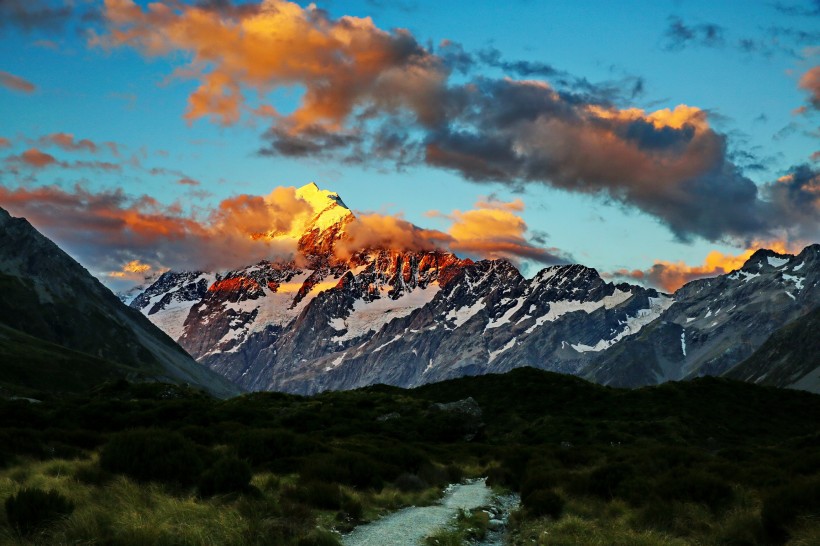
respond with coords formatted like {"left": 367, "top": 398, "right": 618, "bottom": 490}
{"left": 442, "top": 199, "right": 567, "bottom": 265}
{"left": 798, "top": 65, "right": 820, "bottom": 110}
{"left": 615, "top": 241, "right": 805, "bottom": 292}
{"left": 94, "top": 0, "right": 445, "bottom": 131}
{"left": 0, "top": 137, "right": 10, "bottom": 148}
{"left": 0, "top": 70, "right": 35, "bottom": 93}
{"left": 17, "top": 148, "right": 58, "bottom": 168}
{"left": 39, "top": 133, "right": 99, "bottom": 153}
{"left": 108, "top": 259, "right": 153, "bottom": 279}
{"left": 5, "top": 147, "right": 123, "bottom": 172}
{"left": 335, "top": 213, "right": 452, "bottom": 260}
{"left": 0, "top": 184, "right": 318, "bottom": 273}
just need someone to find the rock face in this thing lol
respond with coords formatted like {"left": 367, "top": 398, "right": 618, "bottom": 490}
{"left": 0, "top": 207, "right": 241, "bottom": 398}
{"left": 725, "top": 305, "right": 820, "bottom": 394}
{"left": 586, "top": 246, "right": 820, "bottom": 389}
{"left": 125, "top": 183, "right": 820, "bottom": 395}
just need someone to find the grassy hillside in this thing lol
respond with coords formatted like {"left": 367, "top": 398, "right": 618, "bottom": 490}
{"left": 0, "top": 324, "right": 151, "bottom": 397}
{"left": 0, "top": 368, "right": 818, "bottom": 545}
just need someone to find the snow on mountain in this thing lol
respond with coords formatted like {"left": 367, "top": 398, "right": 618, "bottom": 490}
{"left": 586, "top": 245, "right": 820, "bottom": 388}
{"left": 125, "top": 181, "right": 819, "bottom": 395}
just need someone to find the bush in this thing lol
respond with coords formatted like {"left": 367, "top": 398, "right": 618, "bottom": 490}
{"left": 297, "top": 528, "right": 342, "bottom": 546}
{"left": 285, "top": 481, "right": 346, "bottom": 510}
{"left": 394, "top": 473, "right": 427, "bottom": 492}
{"left": 198, "top": 456, "right": 252, "bottom": 497}
{"left": 588, "top": 462, "right": 635, "bottom": 500}
{"left": 761, "top": 478, "right": 820, "bottom": 544}
{"left": 99, "top": 428, "right": 203, "bottom": 486}
{"left": 520, "top": 466, "right": 558, "bottom": 501}
{"left": 301, "top": 451, "right": 383, "bottom": 489}
{"left": 657, "top": 470, "right": 733, "bottom": 512}
{"left": 522, "top": 488, "right": 564, "bottom": 519}
{"left": 5, "top": 488, "right": 74, "bottom": 536}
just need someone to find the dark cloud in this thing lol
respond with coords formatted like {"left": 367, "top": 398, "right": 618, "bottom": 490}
{"left": 0, "top": 0, "right": 72, "bottom": 33}
{"left": 763, "top": 164, "right": 820, "bottom": 238}
{"left": 662, "top": 16, "right": 725, "bottom": 51}
{"left": 772, "top": 0, "right": 820, "bottom": 16}
{"left": 476, "top": 46, "right": 563, "bottom": 78}
{"left": 259, "top": 125, "right": 363, "bottom": 158}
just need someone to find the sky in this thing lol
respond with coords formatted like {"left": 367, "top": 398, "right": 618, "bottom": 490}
{"left": 0, "top": 0, "right": 818, "bottom": 293}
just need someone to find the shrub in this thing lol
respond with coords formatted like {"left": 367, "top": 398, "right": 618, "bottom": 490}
{"left": 99, "top": 428, "right": 203, "bottom": 486}
{"left": 522, "top": 488, "right": 564, "bottom": 519}
{"left": 394, "top": 473, "right": 427, "bottom": 492}
{"left": 657, "top": 470, "right": 733, "bottom": 512}
{"left": 588, "top": 462, "right": 635, "bottom": 500}
{"left": 761, "top": 478, "right": 820, "bottom": 544}
{"left": 301, "top": 451, "right": 383, "bottom": 489}
{"left": 235, "top": 429, "right": 316, "bottom": 471}
{"left": 339, "top": 495, "right": 364, "bottom": 521}
{"left": 285, "top": 481, "right": 346, "bottom": 510}
{"left": 5, "top": 488, "right": 74, "bottom": 536}
{"left": 520, "top": 466, "right": 558, "bottom": 501}
{"left": 297, "top": 528, "right": 342, "bottom": 546}
{"left": 198, "top": 456, "right": 252, "bottom": 497}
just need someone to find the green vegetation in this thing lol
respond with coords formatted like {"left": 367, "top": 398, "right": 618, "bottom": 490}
{"left": 0, "top": 368, "right": 819, "bottom": 544}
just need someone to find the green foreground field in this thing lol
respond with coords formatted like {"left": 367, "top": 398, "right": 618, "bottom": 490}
{"left": 1, "top": 368, "right": 819, "bottom": 545}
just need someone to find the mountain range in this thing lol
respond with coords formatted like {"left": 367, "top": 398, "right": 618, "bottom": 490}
{"left": 119, "top": 183, "right": 819, "bottom": 395}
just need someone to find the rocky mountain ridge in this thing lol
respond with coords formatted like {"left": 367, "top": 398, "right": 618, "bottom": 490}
{"left": 125, "top": 183, "right": 820, "bottom": 395}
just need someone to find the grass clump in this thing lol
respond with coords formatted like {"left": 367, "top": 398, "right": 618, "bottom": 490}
{"left": 99, "top": 428, "right": 204, "bottom": 487}
{"left": 198, "top": 456, "right": 253, "bottom": 497}
{"left": 5, "top": 487, "right": 74, "bottom": 536}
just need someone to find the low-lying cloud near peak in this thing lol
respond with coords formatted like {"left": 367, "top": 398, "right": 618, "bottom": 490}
{"left": 0, "top": 183, "right": 564, "bottom": 284}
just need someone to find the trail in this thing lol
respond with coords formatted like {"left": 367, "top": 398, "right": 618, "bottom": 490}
{"left": 341, "top": 479, "right": 493, "bottom": 546}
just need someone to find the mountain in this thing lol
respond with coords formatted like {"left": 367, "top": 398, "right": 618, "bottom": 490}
{"left": 586, "top": 245, "right": 819, "bottom": 389}
{"left": 0, "top": 206, "right": 241, "bottom": 398}
{"left": 127, "top": 183, "right": 666, "bottom": 393}
{"left": 725, "top": 305, "right": 820, "bottom": 393}
{"left": 125, "top": 182, "right": 819, "bottom": 395}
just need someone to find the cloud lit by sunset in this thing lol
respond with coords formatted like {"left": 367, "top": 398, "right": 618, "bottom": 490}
{"left": 0, "top": 0, "right": 817, "bottom": 290}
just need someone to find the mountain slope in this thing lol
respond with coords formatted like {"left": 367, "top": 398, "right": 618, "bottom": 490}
{"left": 724, "top": 306, "right": 820, "bottom": 393}
{"left": 586, "top": 246, "right": 820, "bottom": 388}
{"left": 0, "top": 207, "right": 241, "bottom": 397}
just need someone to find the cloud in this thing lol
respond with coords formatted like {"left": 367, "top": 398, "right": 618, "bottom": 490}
{"left": 177, "top": 177, "right": 200, "bottom": 186}
{"left": 11, "top": 148, "right": 59, "bottom": 168}
{"left": 107, "top": 259, "right": 154, "bottom": 282}
{"left": 0, "top": 138, "right": 10, "bottom": 148}
{"left": 0, "top": 184, "right": 317, "bottom": 273}
{"left": 0, "top": 0, "right": 73, "bottom": 33}
{"left": 5, "top": 148, "right": 122, "bottom": 172}
{"left": 428, "top": 198, "right": 569, "bottom": 265}
{"left": 94, "top": 0, "right": 448, "bottom": 130}
{"left": 773, "top": 0, "right": 820, "bottom": 16}
{"left": 612, "top": 240, "right": 805, "bottom": 292}
{"left": 38, "top": 133, "right": 100, "bottom": 153}
{"left": 93, "top": 0, "right": 820, "bottom": 245}
{"left": 0, "top": 71, "right": 36, "bottom": 93}
{"left": 798, "top": 65, "right": 820, "bottom": 110}
{"left": 661, "top": 16, "right": 725, "bottom": 51}
{"left": 335, "top": 213, "right": 452, "bottom": 260}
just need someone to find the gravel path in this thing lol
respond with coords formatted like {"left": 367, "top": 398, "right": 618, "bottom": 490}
{"left": 341, "top": 479, "right": 493, "bottom": 546}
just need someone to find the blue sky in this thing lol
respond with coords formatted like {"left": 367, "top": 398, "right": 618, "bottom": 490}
{"left": 0, "top": 0, "right": 817, "bottom": 290}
